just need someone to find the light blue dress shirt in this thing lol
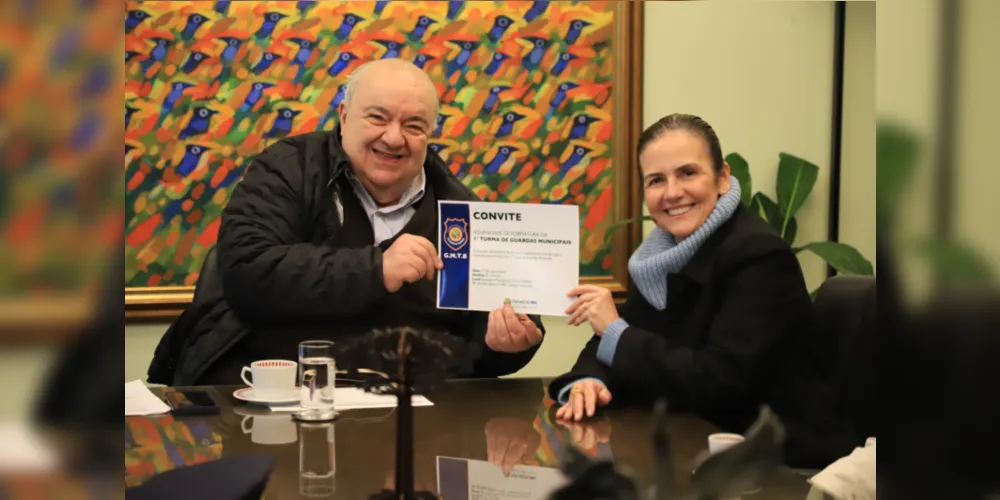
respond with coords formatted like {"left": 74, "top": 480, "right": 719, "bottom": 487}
{"left": 334, "top": 169, "right": 426, "bottom": 244}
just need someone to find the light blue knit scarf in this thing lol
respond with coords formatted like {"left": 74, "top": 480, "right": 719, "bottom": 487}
{"left": 628, "top": 176, "right": 742, "bottom": 310}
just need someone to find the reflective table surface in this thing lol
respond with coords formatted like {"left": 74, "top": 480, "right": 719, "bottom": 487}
{"left": 125, "top": 378, "right": 814, "bottom": 499}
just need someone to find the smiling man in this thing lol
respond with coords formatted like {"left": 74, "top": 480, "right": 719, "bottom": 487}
{"left": 148, "top": 59, "right": 545, "bottom": 386}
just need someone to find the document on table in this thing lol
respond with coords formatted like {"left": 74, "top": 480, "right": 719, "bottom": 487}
{"left": 437, "top": 200, "right": 579, "bottom": 316}
{"left": 267, "top": 387, "right": 433, "bottom": 412}
{"left": 437, "top": 456, "right": 567, "bottom": 500}
{"left": 125, "top": 379, "right": 171, "bottom": 416}
{"left": 0, "top": 423, "right": 60, "bottom": 472}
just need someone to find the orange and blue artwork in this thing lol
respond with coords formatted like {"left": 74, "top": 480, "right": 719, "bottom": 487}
{"left": 126, "top": 0, "right": 620, "bottom": 287}
{"left": 125, "top": 415, "right": 224, "bottom": 487}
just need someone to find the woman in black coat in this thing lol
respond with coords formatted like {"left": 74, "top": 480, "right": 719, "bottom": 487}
{"left": 551, "top": 114, "right": 818, "bottom": 437}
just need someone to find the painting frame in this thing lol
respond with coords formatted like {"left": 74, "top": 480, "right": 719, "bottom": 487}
{"left": 125, "top": 2, "right": 644, "bottom": 321}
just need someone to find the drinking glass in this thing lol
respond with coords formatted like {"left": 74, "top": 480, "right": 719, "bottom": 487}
{"left": 298, "top": 340, "right": 336, "bottom": 409}
{"left": 299, "top": 422, "right": 336, "bottom": 497}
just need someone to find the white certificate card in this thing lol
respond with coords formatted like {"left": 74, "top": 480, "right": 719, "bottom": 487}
{"left": 437, "top": 200, "right": 579, "bottom": 316}
{"left": 437, "top": 456, "right": 567, "bottom": 500}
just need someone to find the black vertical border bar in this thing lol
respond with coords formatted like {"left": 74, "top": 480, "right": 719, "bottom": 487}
{"left": 936, "top": 0, "right": 958, "bottom": 239}
{"left": 826, "top": 1, "right": 847, "bottom": 278}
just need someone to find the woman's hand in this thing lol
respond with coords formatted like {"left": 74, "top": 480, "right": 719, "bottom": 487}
{"left": 555, "top": 379, "right": 612, "bottom": 421}
{"left": 565, "top": 285, "right": 619, "bottom": 335}
{"left": 557, "top": 418, "right": 613, "bottom": 450}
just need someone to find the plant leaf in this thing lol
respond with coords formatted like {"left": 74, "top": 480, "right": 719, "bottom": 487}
{"left": 800, "top": 241, "right": 874, "bottom": 276}
{"left": 783, "top": 215, "right": 797, "bottom": 246}
{"left": 602, "top": 215, "right": 654, "bottom": 246}
{"left": 877, "top": 121, "right": 920, "bottom": 226}
{"left": 775, "top": 153, "right": 818, "bottom": 238}
{"left": 725, "top": 152, "right": 752, "bottom": 206}
{"left": 749, "top": 193, "right": 789, "bottom": 239}
{"left": 913, "top": 238, "right": 996, "bottom": 285}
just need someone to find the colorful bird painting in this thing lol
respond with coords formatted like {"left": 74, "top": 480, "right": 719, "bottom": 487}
{"left": 125, "top": 0, "right": 619, "bottom": 289}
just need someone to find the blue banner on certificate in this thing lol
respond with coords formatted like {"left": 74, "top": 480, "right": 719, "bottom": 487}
{"left": 437, "top": 201, "right": 579, "bottom": 316}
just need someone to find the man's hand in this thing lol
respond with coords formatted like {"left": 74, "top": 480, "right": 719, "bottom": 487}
{"left": 555, "top": 379, "right": 613, "bottom": 421}
{"left": 381, "top": 234, "right": 443, "bottom": 293}
{"left": 485, "top": 304, "right": 543, "bottom": 353}
{"left": 565, "top": 285, "right": 619, "bottom": 335}
{"left": 484, "top": 417, "right": 541, "bottom": 476}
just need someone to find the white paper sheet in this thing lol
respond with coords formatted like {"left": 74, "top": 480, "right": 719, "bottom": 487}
{"left": 267, "top": 387, "right": 433, "bottom": 412}
{"left": 437, "top": 200, "right": 580, "bottom": 316}
{"left": 125, "top": 379, "right": 171, "bottom": 416}
{"left": 437, "top": 456, "right": 567, "bottom": 500}
{"left": 0, "top": 423, "right": 60, "bottom": 472}
{"left": 808, "top": 439, "right": 876, "bottom": 500}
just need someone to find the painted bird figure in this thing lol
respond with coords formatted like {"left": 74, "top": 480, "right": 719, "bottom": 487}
{"left": 335, "top": 13, "right": 365, "bottom": 40}
{"left": 126, "top": 105, "right": 138, "bottom": 128}
{"left": 549, "top": 82, "right": 578, "bottom": 110}
{"left": 551, "top": 52, "right": 579, "bottom": 76}
{"left": 559, "top": 145, "right": 591, "bottom": 173}
{"left": 408, "top": 15, "right": 437, "bottom": 42}
{"left": 487, "top": 15, "right": 515, "bottom": 43}
{"left": 181, "top": 51, "right": 210, "bottom": 74}
{"left": 328, "top": 51, "right": 359, "bottom": 77}
{"left": 296, "top": 1, "right": 314, "bottom": 16}
{"left": 480, "top": 85, "right": 510, "bottom": 116}
{"left": 178, "top": 106, "right": 219, "bottom": 139}
{"left": 446, "top": 1, "right": 464, "bottom": 20}
{"left": 286, "top": 38, "right": 315, "bottom": 83}
{"left": 238, "top": 82, "right": 275, "bottom": 113}
{"left": 568, "top": 114, "right": 600, "bottom": 140}
{"left": 255, "top": 12, "right": 287, "bottom": 39}
{"left": 484, "top": 52, "right": 511, "bottom": 76}
{"left": 434, "top": 113, "right": 449, "bottom": 137}
{"left": 140, "top": 37, "right": 171, "bottom": 75}
{"left": 545, "top": 82, "right": 578, "bottom": 120}
{"left": 523, "top": 1, "right": 549, "bottom": 22}
{"left": 251, "top": 52, "right": 282, "bottom": 75}
{"left": 174, "top": 144, "right": 212, "bottom": 176}
{"left": 181, "top": 13, "right": 211, "bottom": 40}
{"left": 317, "top": 84, "right": 347, "bottom": 130}
{"left": 412, "top": 53, "right": 436, "bottom": 70}
{"left": 564, "top": 19, "right": 592, "bottom": 45}
{"left": 157, "top": 81, "right": 195, "bottom": 126}
{"left": 446, "top": 40, "right": 479, "bottom": 78}
{"left": 520, "top": 36, "right": 550, "bottom": 71}
{"left": 217, "top": 36, "right": 245, "bottom": 83}
{"left": 374, "top": 39, "right": 401, "bottom": 59}
{"left": 332, "top": 83, "right": 347, "bottom": 108}
{"left": 126, "top": 9, "right": 150, "bottom": 34}
{"left": 218, "top": 36, "right": 245, "bottom": 64}
{"left": 484, "top": 145, "right": 517, "bottom": 174}
{"left": 495, "top": 111, "right": 525, "bottom": 138}
{"left": 317, "top": 85, "right": 347, "bottom": 129}
{"left": 264, "top": 108, "right": 302, "bottom": 138}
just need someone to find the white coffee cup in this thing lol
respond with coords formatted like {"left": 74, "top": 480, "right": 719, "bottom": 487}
{"left": 708, "top": 432, "right": 746, "bottom": 455}
{"left": 240, "top": 359, "right": 297, "bottom": 398}
{"left": 241, "top": 415, "right": 297, "bottom": 445}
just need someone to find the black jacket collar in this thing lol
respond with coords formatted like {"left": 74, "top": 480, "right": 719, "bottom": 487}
{"left": 677, "top": 204, "right": 747, "bottom": 283}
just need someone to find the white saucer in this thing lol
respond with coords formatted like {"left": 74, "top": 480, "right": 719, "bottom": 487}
{"left": 233, "top": 387, "right": 300, "bottom": 405}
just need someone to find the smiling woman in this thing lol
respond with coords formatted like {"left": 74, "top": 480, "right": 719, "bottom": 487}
{"left": 550, "top": 113, "right": 838, "bottom": 467}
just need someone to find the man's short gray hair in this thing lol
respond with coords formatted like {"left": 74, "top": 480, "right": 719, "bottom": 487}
{"left": 342, "top": 60, "right": 440, "bottom": 118}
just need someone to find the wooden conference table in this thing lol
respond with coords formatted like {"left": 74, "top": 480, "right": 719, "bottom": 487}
{"left": 124, "top": 378, "right": 814, "bottom": 499}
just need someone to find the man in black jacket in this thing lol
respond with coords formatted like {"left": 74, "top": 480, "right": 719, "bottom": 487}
{"left": 149, "top": 59, "right": 544, "bottom": 385}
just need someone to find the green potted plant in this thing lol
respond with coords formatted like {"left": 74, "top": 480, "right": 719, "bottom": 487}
{"left": 604, "top": 152, "right": 874, "bottom": 280}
